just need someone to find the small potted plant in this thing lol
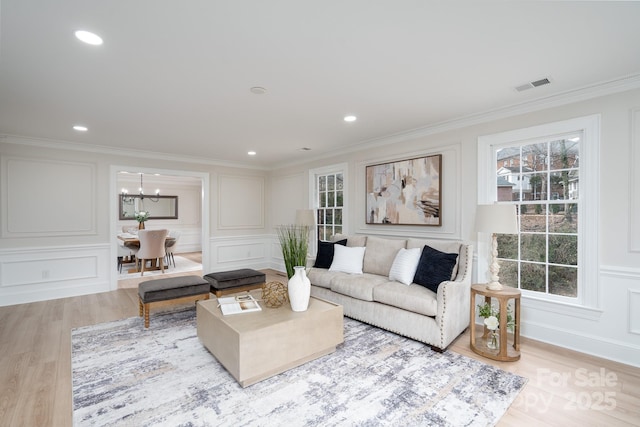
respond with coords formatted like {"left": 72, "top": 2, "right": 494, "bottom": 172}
{"left": 276, "top": 224, "right": 311, "bottom": 279}
{"left": 477, "top": 302, "right": 515, "bottom": 350}
{"left": 134, "top": 211, "right": 150, "bottom": 229}
{"left": 277, "top": 224, "right": 312, "bottom": 311}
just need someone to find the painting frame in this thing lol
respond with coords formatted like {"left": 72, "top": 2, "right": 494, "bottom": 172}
{"left": 365, "top": 154, "right": 442, "bottom": 226}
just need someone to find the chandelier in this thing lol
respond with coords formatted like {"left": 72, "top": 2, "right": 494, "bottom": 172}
{"left": 121, "top": 173, "right": 160, "bottom": 202}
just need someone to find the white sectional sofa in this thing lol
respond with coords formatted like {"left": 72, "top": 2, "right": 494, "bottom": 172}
{"left": 308, "top": 234, "right": 473, "bottom": 351}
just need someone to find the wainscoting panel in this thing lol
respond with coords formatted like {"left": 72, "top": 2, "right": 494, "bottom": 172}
{"left": 629, "top": 289, "right": 640, "bottom": 335}
{"left": 1, "top": 256, "right": 98, "bottom": 287}
{"left": 521, "top": 265, "right": 640, "bottom": 368}
{"left": 208, "top": 235, "right": 272, "bottom": 272}
{"left": 172, "top": 228, "right": 202, "bottom": 253}
{"left": 0, "top": 244, "right": 112, "bottom": 307}
{"left": 217, "top": 175, "right": 265, "bottom": 230}
{"left": 3, "top": 157, "right": 96, "bottom": 237}
{"left": 630, "top": 107, "right": 640, "bottom": 252}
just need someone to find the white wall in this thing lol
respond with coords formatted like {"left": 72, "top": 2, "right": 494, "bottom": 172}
{"left": 1, "top": 86, "right": 639, "bottom": 367}
{"left": 270, "top": 87, "right": 640, "bottom": 367}
{"left": 0, "top": 139, "right": 271, "bottom": 306}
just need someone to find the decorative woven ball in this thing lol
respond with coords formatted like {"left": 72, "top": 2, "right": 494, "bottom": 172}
{"left": 261, "top": 281, "right": 288, "bottom": 308}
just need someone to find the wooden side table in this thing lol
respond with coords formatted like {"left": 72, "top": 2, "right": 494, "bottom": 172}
{"left": 470, "top": 284, "right": 521, "bottom": 361}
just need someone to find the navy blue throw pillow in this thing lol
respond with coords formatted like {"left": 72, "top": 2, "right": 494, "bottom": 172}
{"left": 413, "top": 245, "right": 458, "bottom": 293}
{"left": 313, "top": 239, "right": 347, "bottom": 269}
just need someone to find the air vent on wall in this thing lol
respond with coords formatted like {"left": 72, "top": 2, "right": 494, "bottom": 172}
{"left": 515, "top": 77, "right": 551, "bottom": 92}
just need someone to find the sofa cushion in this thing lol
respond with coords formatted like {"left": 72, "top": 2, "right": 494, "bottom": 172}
{"left": 373, "top": 281, "right": 438, "bottom": 317}
{"left": 388, "top": 247, "right": 422, "bottom": 285}
{"left": 313, "top": 239, "right": 347, "bottom": 269}
{"left": 329, "top": 245, "right": 366, "bottom": 274}
{"left": 307, "top": 267, "right": 344, "bottom": 289}
{"left": 363, "top": 236, "right": 406, "bottom": 276}
{"left": 332, "top": 233, "right": 367, "bottom": 247}
{"left": 330, "top": 273, "right": 390, "bottom": 301}
{"left": 413, "top": 245, "right": 459, "bottom": 293}
{"left": 407, "top": 238, "right": 461, "bottom": 279}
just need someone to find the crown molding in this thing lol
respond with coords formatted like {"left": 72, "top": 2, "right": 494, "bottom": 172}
{"left": 0, "top": 134, "right": 269, "bottom": 171}
{"left": 282, "top": 73, "right": 640, "bottom": 169}
{"left": 3, "top": 73, "right": 640, "bottom": 171}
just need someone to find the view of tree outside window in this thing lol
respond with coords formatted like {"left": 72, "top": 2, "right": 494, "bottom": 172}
{"left": 316, "top": 173, "right": 344, "bottom": 241}
{"left": 494, "top": 135, "right": 580, "bottom": 298}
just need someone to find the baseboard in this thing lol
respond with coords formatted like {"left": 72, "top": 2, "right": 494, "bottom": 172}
{"left": 522, "top": 320, "right": 640, "bottom": 368}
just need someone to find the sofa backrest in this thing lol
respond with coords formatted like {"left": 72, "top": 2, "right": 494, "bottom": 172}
{"left": 362, "top": 236, "right": 407, "bottom": 276}
{"left": 407, "top": 238, "right": 461, "bottom": 279}
{"left": 332, "top": 233, "right": 367, "bottom": 247}
{"left": 331, "top": 234, "right": 466, "bottom": 281}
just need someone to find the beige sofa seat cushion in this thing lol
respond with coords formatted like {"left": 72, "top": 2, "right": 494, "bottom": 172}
{"left": 407, "top": 238, "right": 461, "bottom": 279}
{"left": 307, "top": 268, "right": 344, "bottom": 289}
{"left": 363, "top": 236, "right": 407, "bottom": 276}
{"left": 406, "top": 238, "right": 460, "bottom": 255}
{"left": 373, "top": 281, "right": 438, "bottom": 317}
{"left": 330, "top": 273, "right": 390, "bottom": 301}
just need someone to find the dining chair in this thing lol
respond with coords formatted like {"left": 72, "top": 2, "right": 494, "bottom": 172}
{"left": 136, "top": 229, "right": 168, "bottom": 276}
{"left": 164, "top": 230, "right": 181, "bottom": 268}
{"left": 122, "top": 226, "right": 138, "bottom": 234}
{"left": 117, "top": 242, "right": 132, "bottom": 273}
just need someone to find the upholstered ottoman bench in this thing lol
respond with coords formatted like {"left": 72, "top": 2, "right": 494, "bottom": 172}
{"left": 203, "top": 268, "right": 266, "bottom": 297}
{"left": 138, "top": 275, "right": 210, "bottom": 328}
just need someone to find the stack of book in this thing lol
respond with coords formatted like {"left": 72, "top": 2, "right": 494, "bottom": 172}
{"left": 218, "top": 294, "right": 262, "bottom": 315}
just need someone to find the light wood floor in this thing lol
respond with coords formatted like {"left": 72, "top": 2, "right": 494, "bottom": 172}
{"left": 1, "top": 270, "right": 638, "bottom": 426}
{"left": 117, "top": 251, "right": 204, "bottom": 290}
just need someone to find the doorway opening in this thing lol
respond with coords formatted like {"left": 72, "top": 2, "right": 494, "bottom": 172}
{"left": 110, "top": 166, "right": 209, "bottom": 291}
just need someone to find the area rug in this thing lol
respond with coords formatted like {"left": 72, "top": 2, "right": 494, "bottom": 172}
{"left": 117, "top": 255, "right": 201, "bottom": 279}
{"left": 72, "top": 308, "right": 526, "bottom": 426}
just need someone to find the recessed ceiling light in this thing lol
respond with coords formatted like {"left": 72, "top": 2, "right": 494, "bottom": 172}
{"left": 73, "top": 125, "right": 88, "bottom": 132}
{"left": 75, "top": 30, "right": 103, "bottom": 45}
{"left": 249, "top": 87, "right": 267, "bottom": 95}
{"left": 248, "top": 151, "right": 257, "bottom": 156}
{"left": 344, "top": 115, "right": 357, "bottom": 122}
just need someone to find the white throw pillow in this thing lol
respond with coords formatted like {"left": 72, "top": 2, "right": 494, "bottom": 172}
{"left": 329, "top": 245, "right": 366, "bottom": 274}
{"left": 388, "top": 248, "right": 422, "bottom": 285}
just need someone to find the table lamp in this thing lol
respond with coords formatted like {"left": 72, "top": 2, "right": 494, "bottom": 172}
{"left": 295, "top": 209, "right": 315, "bottom": 228}
{"left": 475, "top": 204, "right": 518, "bottom": 290}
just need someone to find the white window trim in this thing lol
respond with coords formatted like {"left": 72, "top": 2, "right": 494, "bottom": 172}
{"left": 477, "top": 115, "right": 601, "bottom": 317}
{"left": 308, "top": 163, "right": 348, "bottom": 253}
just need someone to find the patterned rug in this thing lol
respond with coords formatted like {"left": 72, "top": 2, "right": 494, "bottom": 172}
{"left": 117, "top": 255, "right": 201, "bottom": 279}
{"left": 72, "top": 308, "right": 526, "bottom": 426}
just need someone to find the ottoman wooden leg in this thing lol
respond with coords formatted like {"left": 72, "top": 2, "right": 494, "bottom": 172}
{"left": 139, "top": 297, "right": 143, "bottom": 317}
{"left": 144, "top": 303, "right": 150, "bottom": 328}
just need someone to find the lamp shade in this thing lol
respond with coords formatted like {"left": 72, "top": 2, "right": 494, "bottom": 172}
{"left": 475, "top": 204, "right": 518, "bottom": 234}
{"left": 295, "top": 209, "right": 315, "bottom": 227}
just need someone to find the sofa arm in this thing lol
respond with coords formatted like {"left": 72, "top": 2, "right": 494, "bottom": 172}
{"left": 436, "top": 280, "right": 470, "bottom": 335}
{"left": 435, "top": 243, "right": 473, "bottom": 348}
{"left": 305, "top": 256, "right": 315, "bottom": 269}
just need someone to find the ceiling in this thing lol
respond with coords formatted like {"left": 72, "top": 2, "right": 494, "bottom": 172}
{"left": 2, "top": 1, "right": 640, "bottom": 169}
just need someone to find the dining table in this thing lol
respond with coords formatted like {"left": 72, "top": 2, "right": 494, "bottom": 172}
{"left": 118, "top": 233, "right": 176, "bottom": 273}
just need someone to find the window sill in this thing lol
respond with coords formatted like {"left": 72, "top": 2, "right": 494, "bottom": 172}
{"left": 521, "top": 293, "right": 603, "bottom": 321}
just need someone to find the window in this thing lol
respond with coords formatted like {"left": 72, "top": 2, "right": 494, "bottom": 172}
{"left": 316, "top": 172, "right": 344, "bottom": 240}
{"left": 310, "top": 164, "right": 347, "bottom": 243}
{"left": 478, "top": 115, "right": 600, "bottom": 311}
{"left": 495, "top": 138, "right": 580, "bottom": 298}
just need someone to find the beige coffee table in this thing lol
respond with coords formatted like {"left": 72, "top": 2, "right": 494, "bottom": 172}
{"left": 197, "top": 295, "right": 344, "bottom": 387}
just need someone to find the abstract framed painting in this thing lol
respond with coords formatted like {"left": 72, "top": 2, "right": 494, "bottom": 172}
{"left": 365, "top": 154, "right": 442, "bottom": 226}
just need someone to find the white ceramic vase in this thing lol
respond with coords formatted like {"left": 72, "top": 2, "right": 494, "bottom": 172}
{"left": 288, "top": 266, "right": 311, "bottom": 312}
